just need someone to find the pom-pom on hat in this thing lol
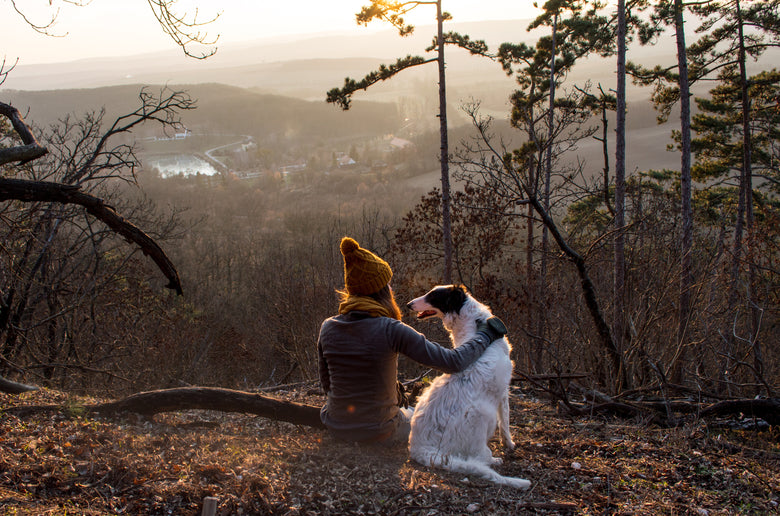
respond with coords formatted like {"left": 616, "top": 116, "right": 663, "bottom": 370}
{"left": 340, "top": 237, "right": 392, "bottom": 295}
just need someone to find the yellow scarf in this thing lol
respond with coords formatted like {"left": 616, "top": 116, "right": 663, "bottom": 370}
{"left": 338, "top": 295, "right": 393, "bottom": 318}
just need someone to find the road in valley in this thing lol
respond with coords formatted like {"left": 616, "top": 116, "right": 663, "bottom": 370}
{"left": 203, "top": 135, "right": 253, "bottom": 171}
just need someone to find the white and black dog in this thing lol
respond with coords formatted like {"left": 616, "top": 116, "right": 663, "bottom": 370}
{"left": 407, "top": 285, "right": 530, "bottom": 490}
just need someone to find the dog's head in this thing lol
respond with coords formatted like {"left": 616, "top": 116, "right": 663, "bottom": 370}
{"left": 408, "top": 285, "right": 496, "bottom": 344}
{"left": 407, "top": 285, "right": 469, "bottom": 321}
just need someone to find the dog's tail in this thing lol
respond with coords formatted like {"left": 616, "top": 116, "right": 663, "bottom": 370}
{"left": 412, "top": 448, "right": 531, "bottom": 490}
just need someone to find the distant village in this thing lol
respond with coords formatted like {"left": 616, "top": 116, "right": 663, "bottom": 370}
{"left": 143, "top": 129, "right": 418, "bottom": 184}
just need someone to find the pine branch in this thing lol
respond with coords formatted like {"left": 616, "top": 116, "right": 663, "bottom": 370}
{"left": 326, "top": 55, "right": 433, "bottom": 110}
{"left": 430, "top": 31, "right": 490, "bottom": 57}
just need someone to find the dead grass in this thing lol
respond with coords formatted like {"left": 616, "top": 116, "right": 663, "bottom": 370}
{"left": 1, "top": 387, "right": 778, "bottom": 515}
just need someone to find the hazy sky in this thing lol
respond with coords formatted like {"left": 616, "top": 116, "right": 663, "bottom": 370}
{"left": 3, "top": 0, "right": 541, "bottom": 65}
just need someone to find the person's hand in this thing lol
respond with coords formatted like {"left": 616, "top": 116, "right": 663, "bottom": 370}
{"left": 476, "top": 316, "right": 508, "bottom": 342}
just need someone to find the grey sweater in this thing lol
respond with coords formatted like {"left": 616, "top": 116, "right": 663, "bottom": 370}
{"left": 317, "top": 311, "right": 492, "bottom": 442}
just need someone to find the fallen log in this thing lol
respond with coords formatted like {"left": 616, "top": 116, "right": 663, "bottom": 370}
{"left": 0, "top": 375, "right": 39, "bottom": 394}
{"left": 699, "top": 398, "right": 780, "bottom": 426}
{"left": 560, "top": 396, "right": 780, "bottom": 427}
{"left": 562, "top": 400, "right": 664, "bottom": 425}
{"left": 6, "top": 386, "right": 326, "bottom": 429}
{"left": 7, "top": 384, "right": 777, "bottom": 429}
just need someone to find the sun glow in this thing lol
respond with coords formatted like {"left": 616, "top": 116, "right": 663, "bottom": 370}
{"left": 1, "top": 0, "right": 541, "bottom": 65}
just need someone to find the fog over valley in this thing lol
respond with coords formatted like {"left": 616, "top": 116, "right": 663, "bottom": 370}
{"left": 1, "top": 19, "right": 703, "bottom": 185}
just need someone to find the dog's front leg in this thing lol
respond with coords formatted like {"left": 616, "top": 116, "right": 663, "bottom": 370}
{"left": 499, "top": 391, "right": 515, "bottom": 450}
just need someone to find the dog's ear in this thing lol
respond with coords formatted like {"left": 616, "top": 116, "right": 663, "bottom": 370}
{"left": 444, "top": 285, "right": 468, "bottom": 314}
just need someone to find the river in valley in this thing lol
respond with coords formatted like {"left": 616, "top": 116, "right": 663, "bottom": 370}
{"left": 144, "top": 154, "right": 220, "bottom": 178}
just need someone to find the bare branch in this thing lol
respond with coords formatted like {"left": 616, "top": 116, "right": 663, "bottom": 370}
{"left": 0, "top": 178, "right": 183, "bottom": 295}
{"left": 0, "top": 101, "right": 48, "bottom": 165}
{"left": 7, "top": 0, "right": 219, "bottom": 59}
{"left": 0, "top": 57, "right": 19, "bottom": 87}
{"left": 8, "top": 0, "right": 62, "bottom": 35}
{"left": 146, "top": 0, "right": 221, "bottom": 59}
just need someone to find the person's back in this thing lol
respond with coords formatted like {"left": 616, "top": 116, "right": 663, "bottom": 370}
{"left": 319, "top": 312, "right": 402, "bottom": 442}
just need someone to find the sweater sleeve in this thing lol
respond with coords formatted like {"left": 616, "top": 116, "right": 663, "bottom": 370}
{"left": 388, "top": 321, "right": 492, "bottom": 374}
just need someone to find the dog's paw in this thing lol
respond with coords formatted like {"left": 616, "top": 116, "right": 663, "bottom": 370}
{"left": 503, "top": 439, "right": 516, "bottom": 451}
{"left": 491, "top": 456, "right": 503, "bottom": 465}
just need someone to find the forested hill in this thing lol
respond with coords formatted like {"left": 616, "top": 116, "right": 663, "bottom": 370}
{"left": 4, "top": 83, "right": 401, "bottom": 142}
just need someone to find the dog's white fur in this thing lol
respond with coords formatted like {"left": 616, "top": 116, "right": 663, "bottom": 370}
{"left": 407, "top": 286, "right": 530, "bottom": 490}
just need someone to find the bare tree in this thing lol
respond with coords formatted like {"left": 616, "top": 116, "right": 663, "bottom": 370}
{"left": 0, "top": 88, "right": 196, "bottom": 391}
{"left": 628, "top": 0, "right": 780, "bottom": 390}
{"left": 495, "top": 1, "right": 612, "bottom": 374}
{"left": 456, "top": 107, "right": 627, "bottom": 392}
{"left": 0, "top": 0, "right": 220, "bottom": 393}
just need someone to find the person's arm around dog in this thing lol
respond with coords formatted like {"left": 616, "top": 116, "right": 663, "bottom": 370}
{"left": 389, "top": 316, "right": 507, "bottom": 374}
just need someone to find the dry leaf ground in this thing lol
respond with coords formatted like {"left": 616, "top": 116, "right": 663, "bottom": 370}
{"left": 1, "top": 386, "right": 778, "bottom": 515}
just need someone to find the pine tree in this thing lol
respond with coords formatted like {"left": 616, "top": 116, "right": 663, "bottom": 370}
{"left": 326, "top": 0, "right": 489, "bottom": 283}
{"left": 495, "top": 0, "right": 613, "bottom": 375}
{"left": 688, "top": 0, "right": 780, "bottom": 390}
{"left": 687, "top": 67, "right": 780, "bottom": 390}
{"left": 631, "top": 0, "right": 779, "bottom": 389}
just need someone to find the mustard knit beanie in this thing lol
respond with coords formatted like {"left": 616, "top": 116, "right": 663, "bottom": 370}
{"left": 340, "top": 237, "right": 393, "bottom": 295}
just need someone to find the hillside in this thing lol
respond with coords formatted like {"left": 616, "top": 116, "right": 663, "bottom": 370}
{"left": 3, "top": 84, "right": 401, "bottom": 143}
{"left": 1, "top": 20, "right": 537, "bottom": 92}
{"left": 0, "top": 18, "right": 678, "bottom": 111}
{"left": 2, "top": 387, "right": 778, "bottom": 515}
{"left": 4, "top": 80, "right": 688, "bottom": 178}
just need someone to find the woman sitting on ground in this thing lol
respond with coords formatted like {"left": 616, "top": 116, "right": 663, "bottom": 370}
{"left": 317, "top": 236, "right": 506, "bottom": 445}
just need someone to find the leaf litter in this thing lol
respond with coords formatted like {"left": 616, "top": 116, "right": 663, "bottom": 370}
{"left": 1, "top": 386, "right": 778, "bottom": 515}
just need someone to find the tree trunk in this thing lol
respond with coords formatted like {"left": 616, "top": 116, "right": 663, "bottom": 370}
{"left": 526, "top": 105, "right": 539, "bottom": 372}
{"left": 436, "top": 0, "right": 453, "bottom": 284}
{"left": 674, "top": 0, "right": 693, "bottom": 384}
{"left": 613, "top": 0, "right": 628, "bottom": 392}
{"left": 539, "top": 12, "right": 559, "bottom": 354}
{"left": 525, "top": 194, "right": 627, "bottom": 393}
{"left": 526, "top": 201, "right": 538, "bottom": 372}
{"left": 724, "top": 0, "right": 754, "bottom": 395}
{"left": 598, "top": 87, "right": 614, "bottom": 216}
{"left": 699, "top": 397, "right": 780, "bottom": 425}
{"left": 0, "top": 375, "right": 39, "bottom": 394}
{"left": 736, "top": 0, "right": 762, "bottom": 392}
{"left": 0, "top": 102, "right": 47, "bottom": 165}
